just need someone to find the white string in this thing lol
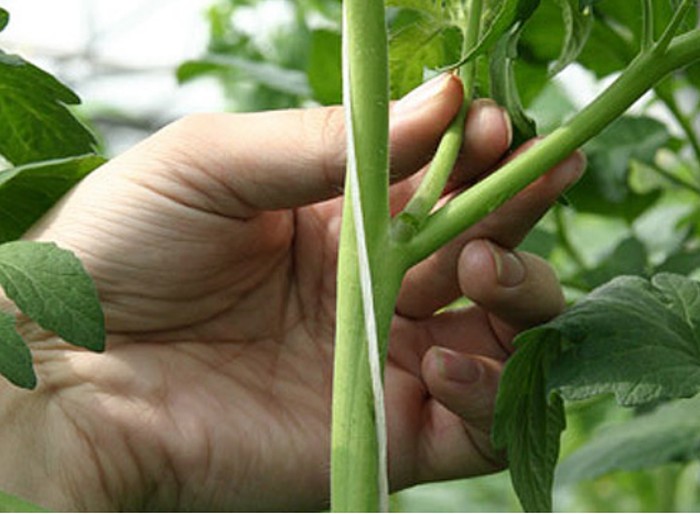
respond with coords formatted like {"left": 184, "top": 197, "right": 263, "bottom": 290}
{"left": 341, "top": 4, "right": 389, "bottom": 511}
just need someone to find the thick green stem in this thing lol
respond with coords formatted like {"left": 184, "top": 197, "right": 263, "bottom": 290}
{"left": 331, "top": 0, "right": 396, "bottom": 511}
{"left": 331, "top": 203, "right": 403, "bottom": 511}
{"left": 403, "top": 30, "right": 700, "bottom": 265}
{"left": 393, "top": 0, "right": 483, "bottom": 240}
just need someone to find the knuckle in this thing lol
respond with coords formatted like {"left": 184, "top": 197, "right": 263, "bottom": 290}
{"left": 301, "top": 106, "right": 347, "bottom": 193}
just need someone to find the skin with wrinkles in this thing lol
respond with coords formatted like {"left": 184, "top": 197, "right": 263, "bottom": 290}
{"left": 0, "top": 75, "right": 583, "bottom": 511}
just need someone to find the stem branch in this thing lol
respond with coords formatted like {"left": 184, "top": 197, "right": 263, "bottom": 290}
{"left": 392, "top": 0, "right": 483, "bottom": 240}
{"left": 404, "top": 29, "right": 700, "bottom": 265}
{"left": 654, "top": 0, "right": 694, "bottom": 55}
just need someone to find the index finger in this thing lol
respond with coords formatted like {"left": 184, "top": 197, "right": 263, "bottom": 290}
{"left": 127, "top": 74, "right": 465, "bottom": 218}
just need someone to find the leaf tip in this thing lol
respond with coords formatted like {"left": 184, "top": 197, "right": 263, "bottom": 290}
{"left": 0, "top": 8, "right": 9, "bottom": 33}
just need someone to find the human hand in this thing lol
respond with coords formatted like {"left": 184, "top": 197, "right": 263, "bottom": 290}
{"left": 0, "top": 73, "right": 584, "bottom": 510}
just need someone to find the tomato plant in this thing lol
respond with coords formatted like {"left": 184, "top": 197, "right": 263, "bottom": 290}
{"left": 1, "top": 0, "right": 700, "bottom": 512}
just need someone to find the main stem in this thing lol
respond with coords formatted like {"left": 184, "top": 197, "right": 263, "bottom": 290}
{"left": 404, "top": 29, "right": 700, "bottom": 265}
{"left": 331, "top": 0, "right": 400, "bottom": 511}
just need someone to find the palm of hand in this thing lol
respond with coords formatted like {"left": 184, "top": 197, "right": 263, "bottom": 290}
{"left": 27, "top": 165, "right": 501, "bottom": 510}
{"left": 20, "top": 102, "right": 577, "bottom": 510}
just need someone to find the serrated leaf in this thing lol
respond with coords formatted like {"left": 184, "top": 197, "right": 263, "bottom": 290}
{"left": 0, "top": 8, "right": 9, "bottom": 33}
{"left": 389, "top": 11, "right": 458, "bottom": 97}
{"left": 0, "top": 310, "right": 35, "bottom": 389}
{"left": 0, "top": 490, "right": 46, "bottom": 512}
{"left": 386, "top": 1, "right": 465, "bottom": 98}
{"left": 493, "top": 330, "right": 565, "bottom": 512}
{"left": 557, "top": 394, "right": 700, "bottom": 484}
{"left": 550, "top": 0, "right": 593, "bottom": 75}
{"left": 0, "top": 241, "right": 104, "bottom": 352}
{"left": 0, "top": 51, "right": 96, "bottom": 166}
{"left": 549, "top": 274, "right": 700, "bottom": 405}
{"left": 0, "top": 154, "right": 105, "bottom": 243}
{"left": 495, "top": 272, "right": 700, "bottom": 512}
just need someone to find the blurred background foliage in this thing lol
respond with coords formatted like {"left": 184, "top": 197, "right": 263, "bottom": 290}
{"left": 2, "top": 0, "right": 700, "bottom": 510}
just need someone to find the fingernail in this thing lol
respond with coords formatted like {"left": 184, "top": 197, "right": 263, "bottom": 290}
{"left": 486, "top": 240, "right": 525, "bottom": 287}
{"left": 436, "top": 347, "right": 481, "bottom": 384}
{"left": 473, "top": 99, "right": 512, "bottom": 149}
{"left": 394, "top": 73, "right": 452, "bottom": 115}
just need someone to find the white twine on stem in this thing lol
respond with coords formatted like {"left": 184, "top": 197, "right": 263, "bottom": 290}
{"left": 341, "top": 3, "right": 390, "bottom": 511}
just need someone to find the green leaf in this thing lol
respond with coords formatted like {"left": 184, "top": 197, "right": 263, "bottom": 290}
{"left": 451, "top": 0, "right": 541, "bottom": 68}
{"left": 0, "top": 241, "right": 105, "bottom": 352}
{"left": 0, "top": 490, "right": 46, "bottom": 512}
{"left": 518, "top": 226, "right": 557, "bottom": 258}
{"left": 557, "top": 394, "right": 700, "bottom": 484}
{"left": 0, "top": 310, "right": 35, "bottom": 389}
{"left": 307, "top": 29, "right": 342, "bottom": 105}
{"left": 489, "top": 25, "right": 537, "bottom": 147}
{"left": 0, "top": 8, "right": 9, "bottom": 33}
{"left": 567, "top": 116, "right": 670, "bottom": 221}
{"left": 387, "top": 8, "right": 461, "bottom": 97}
{"left": 527, "top": 81, "right": 577, "bottom": 134}
{"left": 657, "top": 246, "right": 700, "bottom": 276}
{"left": 518, "top": 2, "right": 569, "bottom": 66}
{"left": 386, "top": 0, "right": 444, "bottom": 17}
{"left": 177, "top": 54, "right": 312, "bottom": 97}
{"left": 549, "top": 274, "right": 700, "bottom": 406}
{"left": 0, "top": 154, "right": 106, "bottom": 243}
{"left": 493, "top": 330, "right": 565, "bottom": 512}
{"left": 0, "top": 51, "right": 96, "bottom": 166}
{"left": 495, "top": 273, "right": 700, "bottom": 511}
{"left": 549, "top": 0, "right": 593, "bottom": 75}
{"left": 576, "top": 0, "right": 698, "bottom": 77}
{"left": 572, "top": 236, "right": 649, "bottom": 290}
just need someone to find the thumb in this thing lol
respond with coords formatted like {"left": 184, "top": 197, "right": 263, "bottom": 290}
{"left": 135, "top": 73, "right": 464, "bottom": 218}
